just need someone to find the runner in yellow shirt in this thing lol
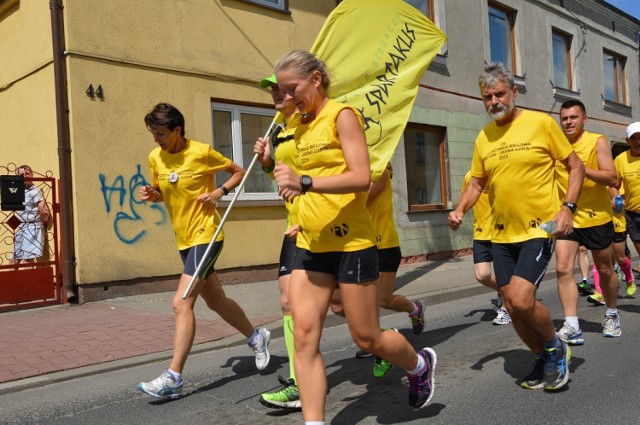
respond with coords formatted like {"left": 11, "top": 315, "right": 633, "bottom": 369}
{"left": 461, "top": 171, "right": 511, "bottom": 325}
{"left": 554, "top": 100, "right": 619, "bottom": 343}
{"left": 137, "top": 103, "right": 271, "bottom": 399}
{"left": 253, "top": 74, "right": 302, "bottom": 409}
{"left": 448, "top": 63, "right": 584, "bottom": 392}
{"left": 273, "top": 50, "right": 436, "bottom": 422}
{"left": 613, "top": 123, "right": 640, "bottom": 289}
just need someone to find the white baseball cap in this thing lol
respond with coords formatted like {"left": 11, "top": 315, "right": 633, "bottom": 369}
{"left": 626, "top": 122, "right": 640, "bottom": 138}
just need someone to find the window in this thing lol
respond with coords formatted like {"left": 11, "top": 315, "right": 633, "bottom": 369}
{"left": 552, "top": 29, "right": 572, "bottom": 90}
{"left": 211, "top": 102, "right": 279, "bottom": 200}
{"left": 404, "top": 124, "right": 447, "bottom": 210}
{"left": 240, "top": 0, "right": 287, "bottom": 12}
{"left": 603, "top": 50, "right": 626, "bottom": 104}
{"left": 404, "top": 0, "right": 433, "bottom": 20}
{"left": 488, "top": 2, "right": 516, "bottom": 72}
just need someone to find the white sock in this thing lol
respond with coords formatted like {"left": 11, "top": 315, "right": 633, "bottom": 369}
{"left": 305, "top": 422, "right": 325, "bottom": 425}
{"left": 167, "top": 369, "right": 182, "bottom": 382}
{"left": 406, "top": 352, "right": 426, "bottom": 376}
{"left": 606, "top": 308, "right": 618, "bottom": 317}
{"left": 565, "top": 316, "right": 579, "bottom": 330}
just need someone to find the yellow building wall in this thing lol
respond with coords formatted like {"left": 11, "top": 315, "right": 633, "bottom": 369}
{"left": 60, "top": 0, "right": 333, "bottom": 284}
{"left": 0, "top": 0, "right": 58, "bottom": 176}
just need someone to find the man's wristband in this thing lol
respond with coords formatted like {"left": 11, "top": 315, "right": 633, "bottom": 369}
{"left": 219, "top": 185, "right": 230, "bottom": 196}
{"left": 262, "top": 162, "right": 275, "bottom": 174}
{"left": 562, "top": 201, "right": 577, "bottom": 214}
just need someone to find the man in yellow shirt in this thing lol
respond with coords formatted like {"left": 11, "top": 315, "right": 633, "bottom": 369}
{"left": 614, "top": 123, "right": 640, "bottom": 293}
{"left": 554, "top": 100, "right": 619, "bottom": 343}
{"left": 448, "top": 63, "right": 584, "bottom": 392}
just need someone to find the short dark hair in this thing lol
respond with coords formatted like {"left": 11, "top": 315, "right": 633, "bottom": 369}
{"left": 560, "top": 99, "right": 586, "bottom": 115}
{"left": 144, "top": 103, "right": 185, "bottom": 136}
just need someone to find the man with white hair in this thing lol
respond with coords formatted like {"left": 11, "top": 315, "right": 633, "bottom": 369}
{"left": 448, "top": 62, "right": 584, "bottom": 391}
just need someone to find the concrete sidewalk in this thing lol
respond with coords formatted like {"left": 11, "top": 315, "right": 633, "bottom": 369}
{"left": 0, "top": 253, "right": 561, "bottom": 395}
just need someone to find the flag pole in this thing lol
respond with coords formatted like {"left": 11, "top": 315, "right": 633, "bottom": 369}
{"left": 182, "top": 117, "right": 279, "bottom": 299}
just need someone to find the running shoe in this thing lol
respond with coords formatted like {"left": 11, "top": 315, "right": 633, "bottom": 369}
{"left": 138, "top": 370, "right": 183, "bottom": 399}
{"left": 520, "top": 356, "right": 545, "bottom": 389}
{"left": 407, "top": 347, "right": 437, "bottom": 410}
{"left": 409, "top": 300, "right": 425, "bottom": 335}
{"left": 259, "top": 376, "right": 301, "bottom": 409}
{"left": 373, "top": 356, "right": 394, "bottom": 378}
{"left": 587, "top": 292, "right": 605, "bottom": 306}
{"left": 543, "top": 341, "right": 571, "bottom": 391}
{"left": 577, "top": 279, "right": 595, "bottom": 296}
{"left": 602, "top": 314, "right": 622, "bottom": 337}
{"left": 493, "top": 306, "right": 511, "bottom": 325}
{"left": 355, "top": 350, "right": 373, "bottom": 358}
{"left": 249, "top": 328, "right": 271, "bottom": 370}
{"left": 626, "top": 280, "right": 637, "bottom": 297}
{"left": 557, "top": 321, "right": 584, "bottom": 346}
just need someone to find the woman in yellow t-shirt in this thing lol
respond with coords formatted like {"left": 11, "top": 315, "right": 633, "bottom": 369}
{"left": 136, "top": 103, "right": 271, "bottom": 399}
{"left": 272, "top": 50, "right": 436, "bottom": 422}
{"left": 253, "top": 75, "right": 302, "bottom": 409}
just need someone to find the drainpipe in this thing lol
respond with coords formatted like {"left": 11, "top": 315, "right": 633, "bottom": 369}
{"left": 50, "top": 0, "right": 77, "bottom": 302}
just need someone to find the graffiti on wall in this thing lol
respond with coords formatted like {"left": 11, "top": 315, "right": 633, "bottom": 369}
{"left": 99, "top": 164, "right": 168, "bottom": 244}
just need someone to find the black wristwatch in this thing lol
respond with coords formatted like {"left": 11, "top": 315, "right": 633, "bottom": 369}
{"left": 300, "top": 175, "right": 313, "bottom": 194}
{"left": 562, "top": 201, "right": 577, "bottom": 214}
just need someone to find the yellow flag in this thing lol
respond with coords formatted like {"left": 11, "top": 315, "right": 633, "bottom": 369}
{"left": 311, "top": 0, "right": 447, "bottom": 180}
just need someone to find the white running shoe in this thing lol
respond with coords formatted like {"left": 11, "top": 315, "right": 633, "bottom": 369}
{"left": 250, "top": 328, "right": 271, "bottom": 370}
{"left": 138, "top": 370, "right": 183, "bottom": 399}
{"left": 602, "top": 315, "right": 622, "bottom": 338}
{"left": 493, "top": 306, "right": 511, "bottom": 325}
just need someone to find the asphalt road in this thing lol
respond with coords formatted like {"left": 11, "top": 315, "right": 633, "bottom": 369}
{"left": 2, "top": 276, "right": 639, "bottom": 425}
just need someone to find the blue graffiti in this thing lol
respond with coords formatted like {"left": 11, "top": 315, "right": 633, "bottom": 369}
{"left": 99, "top": 164, "right": 167, "bottom": 244}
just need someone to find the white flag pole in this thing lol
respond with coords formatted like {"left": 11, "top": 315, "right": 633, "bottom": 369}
{"left": 182, "top": 117, "right": 279, "bottom": 299}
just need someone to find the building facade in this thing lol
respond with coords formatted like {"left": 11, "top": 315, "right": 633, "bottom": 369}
{"left": 0, "top": 0, "right": 638, "bottom": 302}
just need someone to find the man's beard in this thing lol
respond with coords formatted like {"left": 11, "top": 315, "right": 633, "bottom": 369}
{"left": 487, "top": 101, "right": 514, "bottom": 121}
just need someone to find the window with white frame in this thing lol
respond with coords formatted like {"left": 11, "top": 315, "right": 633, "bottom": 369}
{"left": 211, "top": 102, "right": 279, "bottom": 200}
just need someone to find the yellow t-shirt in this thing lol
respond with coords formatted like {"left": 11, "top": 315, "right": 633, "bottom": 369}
{"left": 554, "top": 131, "right": 612, "bottom": 228}
{"left": 462, "top": 171, "right": 491, "bottom": 241}
{"left": 149, "top": 139, "right": 230, "bottom": 250}
{"left": 470, "top": 110, "right": 574, "bottom": 243}
{"left": 368, "top": 175, "right": 400, "bottom": 250}
{"left": 272, "top": 113, "right": 301, "bottom": 228}
{"left": 294, "top": 100, "right": 375, "bottom": 252}
{"left": 615, "top": 151, "right": 640, "bottom": 213}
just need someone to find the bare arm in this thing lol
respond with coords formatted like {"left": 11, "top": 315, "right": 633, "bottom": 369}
{"left": 197, "top": 162, "right": 246, "bottom": 206}
{"left": 37, "top": 199, "right": 50, "bottom": 224}
{"left": 553, "top": 151, "right": 584, "bottom": 235}
{"left": 447, "top": 175, "right": 487, "bottom": 230}
{"left": 366, "top": 169, "right": 390, "bottom": 207}
{"left": 585, "top": 137, "right": 617, "bottom": 187}
{"left": 274, "top": 107, "right": 371, "bottom": 196}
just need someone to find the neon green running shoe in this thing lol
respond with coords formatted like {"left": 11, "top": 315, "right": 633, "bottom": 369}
{"left": 373, "top": 356, "right": 394, "bottom": 378}
{"left": 626, "top": 280, "right": 636, "bottom": 297}
{"left": 259, "top": 376, "right": 301, "bottom": 409}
